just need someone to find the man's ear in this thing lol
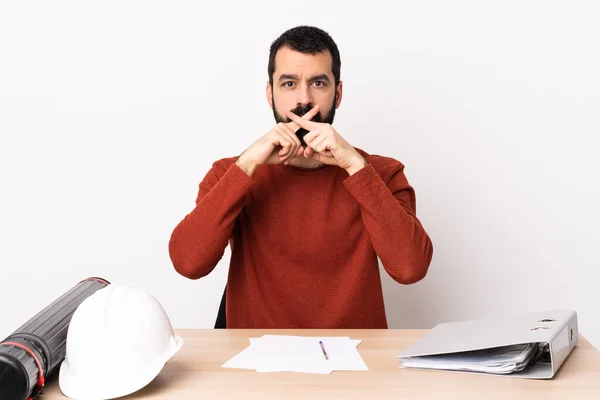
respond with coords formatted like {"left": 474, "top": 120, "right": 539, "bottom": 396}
{"left": 335, "top": 80, "right": 343, "bottom": 109}
{"left": 266, "top": 81, "right": 273, "bottom": 109}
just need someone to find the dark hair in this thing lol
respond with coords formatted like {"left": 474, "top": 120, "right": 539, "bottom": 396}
{"left": 268, "top": 25, "right": 341, "bottom": 87}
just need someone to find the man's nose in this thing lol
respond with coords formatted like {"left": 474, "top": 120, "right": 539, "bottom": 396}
{"left": 296, "top": 83, "right": 312, "bottom": 105}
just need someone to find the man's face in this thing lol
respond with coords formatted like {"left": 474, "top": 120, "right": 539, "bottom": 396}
{"left": 267, "top": 46, "right": 342, "bottom": 146}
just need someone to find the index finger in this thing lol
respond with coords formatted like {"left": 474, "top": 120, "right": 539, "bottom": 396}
{"left": 300, "top": 104, "right": 320, "bottom": 120}
{"left": 285, "top": 104, "right": 320, "bottom": 132}
{"left": 285, "top": 120, "right": 300, "bottom": 133}
{"left": 285, "top": 111, "right": 320, "bottom": 130}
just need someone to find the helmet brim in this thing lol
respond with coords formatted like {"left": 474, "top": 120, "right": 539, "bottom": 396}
{"left": 58, "top": 335, "right": 183, "bottom": 400}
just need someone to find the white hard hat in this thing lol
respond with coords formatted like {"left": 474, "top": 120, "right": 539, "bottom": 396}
{"left": 59, "top": 284, "right": 183, "bottom": 400}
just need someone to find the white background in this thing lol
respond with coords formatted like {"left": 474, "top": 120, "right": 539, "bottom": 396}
{"left": 1, "top": 1, "right": 599, "bottom": 349}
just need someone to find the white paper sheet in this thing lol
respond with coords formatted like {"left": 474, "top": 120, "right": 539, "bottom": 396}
{"left": 221, "top": 335, "right": 369, "bottom": 374}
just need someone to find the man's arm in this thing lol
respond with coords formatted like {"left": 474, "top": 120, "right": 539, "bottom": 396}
{"left": 168, "top": 160, "right": 254, "bottom": 279}
{"left": 169, "top": 109, "right": 318, "bottom": 278}
{"left": 343, "top": 160, "right": 433, "bottom": 284}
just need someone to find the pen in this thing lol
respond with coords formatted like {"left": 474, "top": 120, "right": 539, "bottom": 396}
{"left": 319, "top": 340, "right": 329, "bottom": 360}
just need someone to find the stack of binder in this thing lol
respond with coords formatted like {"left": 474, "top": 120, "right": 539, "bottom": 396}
{"left": 396, "top": 309, "right": 578, "bottom": 379}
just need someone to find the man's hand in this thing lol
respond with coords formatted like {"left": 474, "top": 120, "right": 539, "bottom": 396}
{"left": 284, "top": 110, "right": 367, "bottom": 176}
{"left": 235, "top": 105, "right": 321, "bottom": 177}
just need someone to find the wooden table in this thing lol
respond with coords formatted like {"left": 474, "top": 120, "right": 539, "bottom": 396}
{"left": 41, "top": 329, "right": 600, "bottom": 399}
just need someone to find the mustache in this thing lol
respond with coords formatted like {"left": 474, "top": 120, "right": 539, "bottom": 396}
{"left": 287, "top": 104, "right": 321, "bottom": 147}
{"left": 288, "top": 104, "right": 323, "bottom": 122}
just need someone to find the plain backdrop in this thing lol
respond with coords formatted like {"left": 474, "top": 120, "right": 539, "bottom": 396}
{"left": 1, "top": 1, "right": 599, "bottom": 349}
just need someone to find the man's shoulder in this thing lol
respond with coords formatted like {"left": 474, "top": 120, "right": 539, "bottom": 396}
{"left": 354, "top": 147, "right": 406, "bottom": 180}
{"left": 197, "top": 156, "right": 240, "bottom": 185}
{"left": 212, "top": 156, "right": 239, "bottom": 169}
{"left": 206, "top": 156, "right": 239, "bottom": 174}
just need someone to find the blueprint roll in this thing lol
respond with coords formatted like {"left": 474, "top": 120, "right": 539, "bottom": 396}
{"left": 0, "top": 277, "right": 110, "bottom": 400}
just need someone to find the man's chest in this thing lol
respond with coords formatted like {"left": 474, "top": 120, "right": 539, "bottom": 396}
{"left": 239, "top": 174, "right": 364, "bottom": 255}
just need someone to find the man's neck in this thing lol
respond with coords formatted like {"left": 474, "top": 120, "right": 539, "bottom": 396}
{"left": 288, "top": 155, "right": 325, "bottom": 169}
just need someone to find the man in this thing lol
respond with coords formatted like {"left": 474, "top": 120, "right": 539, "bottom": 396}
{"left": 168, "top": 25, "right": 433, "bottom": 329}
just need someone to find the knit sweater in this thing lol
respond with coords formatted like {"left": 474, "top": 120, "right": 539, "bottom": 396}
{"left": 168, "top": 148, "right": 433, "bottom": 328}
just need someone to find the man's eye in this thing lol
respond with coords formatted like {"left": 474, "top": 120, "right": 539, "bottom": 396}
{"left": 313, "top": 81, "right": 326, "bottom": 87}
{"left": 282, "top": 82, "right": 295, "bottom": 87}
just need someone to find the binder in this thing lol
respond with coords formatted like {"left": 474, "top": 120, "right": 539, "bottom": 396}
{"left": 396, "top": 309, "right": 578, "bottom": 379}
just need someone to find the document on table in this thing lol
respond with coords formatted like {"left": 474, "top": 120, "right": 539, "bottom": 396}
{"left": 222, "top": 334, "right": 369, "bottom": 374}
{"left": 398, "top": 343, "right": 546, "bottom": 374}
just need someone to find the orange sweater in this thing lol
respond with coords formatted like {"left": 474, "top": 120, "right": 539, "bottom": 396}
{"left": 168, "top": 148, "right": 433, "bottom": 329}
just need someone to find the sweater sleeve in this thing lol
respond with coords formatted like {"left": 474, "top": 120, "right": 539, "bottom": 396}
{"left": 168, "top": 160, "right": 254, "bottom": 279}
{"left": 343, "top": 161, "right": 433, "bottom": 284}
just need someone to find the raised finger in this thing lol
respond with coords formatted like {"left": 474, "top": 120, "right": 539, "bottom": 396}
{"left": 301, "top": 104, "right": 320, "bottom": 120}
{"left": 285, "top": 111, "right": 320, "bottom": 130}
{"left": 285, "top": 121, "right": 301, "bottom": 133}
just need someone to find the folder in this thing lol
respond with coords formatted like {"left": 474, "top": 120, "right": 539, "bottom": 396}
{"left": 396, "top": 309, "right": 578, "bottom": 379}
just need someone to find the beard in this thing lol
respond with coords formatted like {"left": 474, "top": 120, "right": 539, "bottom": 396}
{"left": 272, "top": 95, "right": 337, "bottom": 147}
